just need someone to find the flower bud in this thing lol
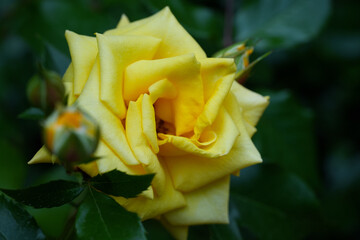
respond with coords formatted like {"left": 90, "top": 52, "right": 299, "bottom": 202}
{"left": 27, "top": 66, "right": 65, "bottom": 114}
{"left": 212, "top": 41, "right": 247, "bottom": 58}
{"left": 213, "top": 40, "right": 270, "bottom": 84}
{"left": 43, "top": 106, "right": 100, "bottom": 171}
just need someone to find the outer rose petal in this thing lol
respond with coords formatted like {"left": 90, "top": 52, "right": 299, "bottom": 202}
{"left": 96, "top": 33, "right": 161, "bottom": 119}
{"left": 113, "top": 158, "right": 186, "bottom": 220}
{"left": 105, "top": 7, "right": 206, "bottom": 60}
{"left": 231, "top": 82, "right": 269, "bottom": 133}
{"left": 77, "top": 59, "right": 139, "bottom": 165}
{"left": 116, "top": 14, "right": 130, "bottom": 28}
{"left": 160, "top": 217, "right": 188, "bottom": 240}
{"left": 28, "top": 146, "right": 98, "bottom": 177}
{"left": 28, "top": 146, "right": 56, "bottom": 164}
{"left": 65, "top": 30, "right": 97, "bottom": 95}
{"left": 164, "top": 175, "right": 230, "bottom": 225}
{"left": 96, "top": 141, "right": 154, "bottom": 199}
{"left": 62, "top": 64, "right": 77, "bottom": 105}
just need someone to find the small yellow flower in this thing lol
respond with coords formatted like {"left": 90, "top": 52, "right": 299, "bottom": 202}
{"left": 29, "top": 7, "right": 268, "bottom": 240}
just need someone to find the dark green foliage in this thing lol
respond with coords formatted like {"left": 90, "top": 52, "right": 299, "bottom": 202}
{"left": 0, "top": 180, "right": 84, "bottom": 208}
{"left": 89, "top": 170, "right": 154, "bottom": 198}
{"left": 235, "top": 0, "right": 331, "bottom": 51}
{"left": 253, "top": 90, "right": 320, "bottom": 189}
{"left": 75, "top": 186, "right": 146, "bottom": 240}
{"left": 0, "top": 194, "right": 45, "bottom": 240}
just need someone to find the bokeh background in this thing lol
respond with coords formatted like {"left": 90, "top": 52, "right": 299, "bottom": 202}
{"left": 1, "top": 0, "right": 359, "bottom": 239}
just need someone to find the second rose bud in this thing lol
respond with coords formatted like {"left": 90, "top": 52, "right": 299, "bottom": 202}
{"left": 43, "top": 106, "right": 100, "bottom": 172}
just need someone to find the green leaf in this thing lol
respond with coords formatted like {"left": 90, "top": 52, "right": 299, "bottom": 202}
{"left": 232, "top": 164, "right": 319, "bottom": 214}
{"left": 0, "top": 194, "right": 45, "bottom": 240}
{"left": 232, "top": 194, "right": 298, "bottom": 240}
{"left": 253, "top": 90, "right": 320, "bottom": 190}
{"left": 0, "top": 140, "right": 27, "bottom": 189}
{"left": 231, "top": 164, "right": 321, "bottom": 240}
{"left": 235, "top": 0, "right": 331, "bottom": 50}
{"left": 0, "top": 180, "right": 84, "bottom": 208}
{"left": 42, "top": 40, "right": 70, "bottom": 76}
{"left": 18, "top": 107, "right": 45, "bottom": 120}
{"left": 26, "top": 166, "right": 80, "bottom": 238}
{"left": 75, "top": 186, "right": 146, "bottom": 240}
{"left": 89, "top": 170, "right": 154, "bottom": 198}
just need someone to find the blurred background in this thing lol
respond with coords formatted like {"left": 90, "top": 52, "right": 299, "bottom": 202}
{"left": 0, "top": 0, "right": 359, "bottom": 239}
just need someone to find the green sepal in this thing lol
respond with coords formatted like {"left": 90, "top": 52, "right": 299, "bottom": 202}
{"left": 235, "top": 51, "right": 271, "bottom": 82}
{"left": 89, "top": 170, "right": 154, "bottom": 198}
{"left": 212, "top": 40, "right": 248, "bottom": 58}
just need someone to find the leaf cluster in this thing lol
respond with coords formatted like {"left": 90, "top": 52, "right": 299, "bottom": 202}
{"left": 0, "top": 170, "right": 154, "bottom": 239}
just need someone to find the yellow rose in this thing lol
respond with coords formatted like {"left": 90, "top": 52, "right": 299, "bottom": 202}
{"left": 29, "top": 7, "right": 269, "bottom": 240}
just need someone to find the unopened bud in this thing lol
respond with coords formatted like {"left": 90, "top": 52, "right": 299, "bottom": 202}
{"left": 43, "top": 106, "right": 100, "bottom": 171}
{"left": 27, "top": 65, "right": 65, "bottom": 114}
{"left": 212, "top": 41, "right": 247, "bottom": 58}
{"left": 213, "top": 40, "right": 270, "bottom": 84}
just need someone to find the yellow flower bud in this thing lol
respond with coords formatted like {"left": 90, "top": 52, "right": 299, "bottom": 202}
{"left": 44, "top": 106, "right": 99, "bottom": 170}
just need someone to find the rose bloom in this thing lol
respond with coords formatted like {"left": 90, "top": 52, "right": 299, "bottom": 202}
{"left": 30, "top": 7, "right": 269, "bottom": 240}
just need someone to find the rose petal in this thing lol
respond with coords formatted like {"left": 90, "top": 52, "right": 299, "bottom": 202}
{"left": 96, "top": 33, "right": 161, "bottom": 118}
{"left": 158, "top": 107, "right": 239, "bottom": 158}
{"left": 96, "top": 141, "right": 145, "bottom": 175}
{"left": 164, "top": 175, "right": 230, "bottom": 225}
{"left": 154, "top": 99, "right": 173, "bottom": 124}
{"left": 126, "top": 96, "right": 166, "bottom": 195}
{"left": 28, "top": 146, "right": 56, "bottom": 164}
{"left": 105, "top": 7, "right": 206, "bottom": 60}
{"left": 142, "top": 94, "right": 159, "bottom": 153}
{"left": 28, "top": 146, "right": 98, "bottom": 177}
{"left": 63, "top": 63, "right": 73, "bottom": 82}
{"left": 113, "top": 158, "right": 185, "bottom": 220}
{"left": 65, "top": 30, "right": 98, "bottom": 95}
{"left": 160, "top": 217, "right": 188, "bottom": 240}
{"left": 231, "top": 82, "right": 270, "bottom": 127}
{"left": 96, "top": 141, "right": 154, "bottom": 199}
{"left": 62, "top": 64, "right": 78, "bottom": 105}
{"left": 124, "top": 54, "right": 204, "bottom": 135}
{"left": 165, "top": 108, "right": 261, "bottom": 192}
{"left": 194, "top": 58, "right": 236, "bottom": 139}
{"left": 116, "top": 14, "right": 130, "bottom": 28}
{"left": 200, "top": 58, "right": 236, "bottom": 101}
{"left": 77, "top": 59, "right": 139, "bottom": 165}
{"left": 148, "top": 79, "right": 177, "bottom": 103}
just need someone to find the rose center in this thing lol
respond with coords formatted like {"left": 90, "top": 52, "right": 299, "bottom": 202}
{"left": 156, "top": 118, "right": 175, "bottom": 135}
